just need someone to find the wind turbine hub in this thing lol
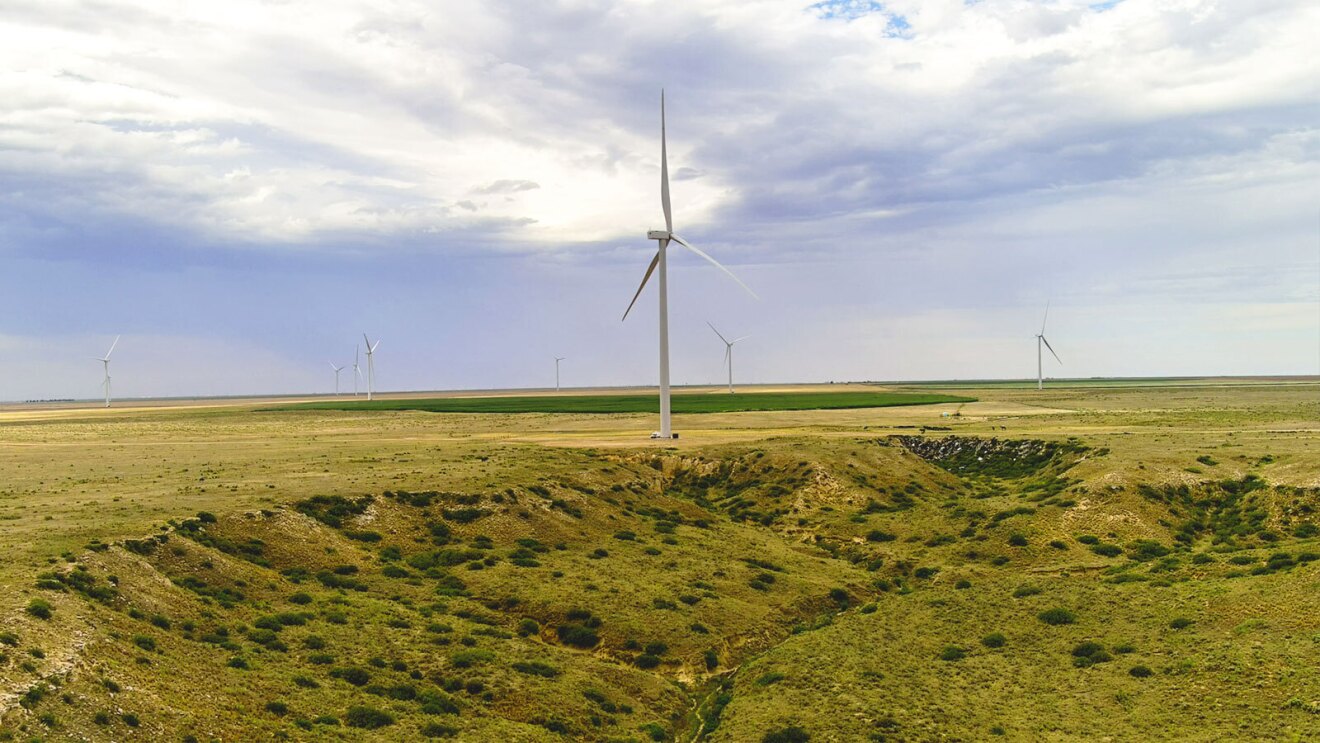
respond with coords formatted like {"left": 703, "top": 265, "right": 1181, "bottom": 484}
{"left": 647, "top": 230, "right": 672, "bottom": 241}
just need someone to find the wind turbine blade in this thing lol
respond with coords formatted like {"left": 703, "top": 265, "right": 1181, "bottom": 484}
{"left": 1041, "top": 335, "right": 1061, "bottom": 364}
{"left": 1041, "top": 300, "right": 1051, "bottom": 335}
{"left": 731, "top": 335, "right": 751, "bottom": 344}
{"left": 660, "top": 90, "right": 672, "bottom": 234}
{"left": 371, "top": 340, "right": 381, "bottom": 352}
{"left": 723, "top": 346, "right": 730, "bottom": 366}
{"left": 363, "top": 333, "right": 372, "bottom": 351}
{"left": 622, "top": 251, "right": 661, "bottom": 321}
{"left": 670, "top": 235, "right": 759, "bottom": 300}
{"left": 105, "top": 335, "right": 120, "bottom": 359}
{"left": 705, "top": 321, "right": 729, "bottom": 344}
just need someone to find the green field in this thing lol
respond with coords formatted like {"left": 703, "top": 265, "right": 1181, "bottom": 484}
{"left": 276, "top": 390, "right": 974, "bottom": 414}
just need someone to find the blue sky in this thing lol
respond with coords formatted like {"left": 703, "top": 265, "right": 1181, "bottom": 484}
{"left": 1, "top": 0, "right": 1317, "bottom": 400}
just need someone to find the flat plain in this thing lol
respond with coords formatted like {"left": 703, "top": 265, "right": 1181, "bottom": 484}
{"left": 1, "top": 380, "right": 1318, "bottom": 741}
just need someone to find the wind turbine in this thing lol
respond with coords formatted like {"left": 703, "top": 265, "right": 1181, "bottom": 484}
{"left": 353, "top": 346, "right": 363, "bottom": 397}
{"left": 707, "top": 322, "right": 749, "bottom": 394}
{"left": 362, "top": 334, "right": 380, "bottom": 400}
{"left": 95, "top": 335, "right": 120, "bottom": 408}
{"left": 329, "top": 362, "right": 345, "bottom": 396}
{"left": 555, "top": 357, "right": 566, "bottom": 392}
{"left": 1036, "top": 302, "right": 1061, "bottom": 390}
{"left": 622, "top": 90, "right": 757, "bottom": 439}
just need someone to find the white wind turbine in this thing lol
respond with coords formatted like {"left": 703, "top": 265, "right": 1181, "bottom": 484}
{"left": 329, "top": 362, "right": 346, "bottom": 396}
{"left": 622, "top": 91, "right": 757, "bottom": 439}
{"left": 555, "top": 357, "right": 566, "bottom": 392}
{"left": 353, "top": 346, "right": 363, "bottom": 397}
{"left": 1036, "top": 302, "right": 1061, "bottom": 390}
{"left": 95, "top": 335, "right": 120, "bottom": 408}
{"left": 362, "top": 334, "right": 380, "bottom": 400}
{"left": 707, "top": 322, "right": 749, "bottom": 394}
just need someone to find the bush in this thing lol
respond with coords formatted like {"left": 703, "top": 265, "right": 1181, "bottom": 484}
{"left": 512, "top": 661, "right": 559, "bottom": 677}
{"left": 763, "top": 726, "right": 810, "bottom": 743}
{"left": 1169, "top": 617, "right": 1193, "bottom": 630}
{"left": 1072, "top": 641, "right": 1104, "bottom": 658}
{"left": 635, "top": 654, "right": 661, "bottom": 669}
{"left": 517, "top": 618, "right": 540, "bottom": 637}
{"left": 227, "top": 656, "right": 249, "bottom": 669}
{"left": 1038, "top": 608, "right": 1077, "bottom": 625}
{"left": 266, "top": 701, "right": 288, "bottom": 716}
{"left": 1012, "top": 585, "right": 1041, "bottom": 598}
{"left": 345, "top": 706, "right": 395, "bottom": 729}
{"left": 1076, "top": 535, "right": 1100, "bottom": 544}
{"left": 556, "top": 624, "right": 600, "bottom": 648}
{"left": 938, "top": 646, "right": 967, "bottom": 661}
{"left": 955, "top": 579, "right": 972, "bottom": 589}
{"left": 1129, "top": 665, "right": 1153, "bottom": 678}
{"left": 132, "top": 635, "right": 156, "bottom": 652}
{"left": 981, "top": 632, "right": 1006, "bottom": 648}
{"left": 866, "top": 530, "right": 896, "bottom": 543}
{"left": 331, "top": 667, "right": 371, "bottom": 686}
{"left": 1090, "top": 544, "right": 1123, "bottom": 557}
{"left": 122, "top": 712, "right": 141, "bottom": 727}
{"left": 26, "top": 599, "right": 53, "bottom": 620}
{"left": 1008, "top": 533, "right": 1028, "bottom": 547}
{"left": 421, "top": 722, "right": 459, "bottom": 738}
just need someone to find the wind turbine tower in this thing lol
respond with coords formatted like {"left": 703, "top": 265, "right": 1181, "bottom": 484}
{"left": 1036, "top": 303, "right": 1061, "bottom": 390}
{"left": 329, "top": 362, "right": 345, "bottom": 396}
{"left": 707, "top": 322, "right": 749, "bottom": 393}
{"left": 622, "top": 91, "right": 757, "bottom": 438}
{"left": 96, "top": 335, "right": 120, "bottom": 408}
{"left": 555, "top": 357, "right": 566, "bottom": 392}
{"left": 362, "top": 334, "right": 380, "bottom": 400}
{"left": 353, "top": 346, "right": 363, "bottom": 397}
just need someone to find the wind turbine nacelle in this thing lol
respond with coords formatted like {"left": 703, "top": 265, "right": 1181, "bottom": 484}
{"left": 647, "top": 230, "right": 672, "bottom": 241}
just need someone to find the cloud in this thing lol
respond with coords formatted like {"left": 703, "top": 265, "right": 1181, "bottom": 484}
{"left": 0, "top": 0, "right": 1317, "bottom": 397}
{"left": 472, "top": 179, "right": 540, "bottom": 195}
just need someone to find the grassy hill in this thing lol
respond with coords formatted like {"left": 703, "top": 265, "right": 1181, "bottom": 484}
{"left": 2, "top": 384, "right": 1319, "bottom": 741}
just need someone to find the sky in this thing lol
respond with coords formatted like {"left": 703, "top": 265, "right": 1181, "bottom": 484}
{"left": 1, "top": 0, "right": 1318, "bottom": 401}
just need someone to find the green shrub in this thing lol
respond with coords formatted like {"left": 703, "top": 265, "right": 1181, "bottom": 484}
{"left": 938, "top": 646, "right": 967, "bottom": 661}
{"left": 866, "top": 530, "right": 896, "bottom": 542}
{"left": 1129, "top": 665, "right": 1153, "bottom": 677}
{"left": 132, "top": 635, "right": 156, "bottom": 652}
{"left": 266, "top": 701, "right": 288, "bottom": 716}
{"left": 955, "top": 579, "right": 972, "bottom": 589}
{"left": 756, "top": 672, "right": 786, "bottom": 686}
{"left": 763, "top": 726, "right": 810, "bottom": 743}
{"left": 1012, "top": 585, "right": 1041, "bottom": 598}
{"left": 1090, "top": 544, "right": 1122, "bottom": 557}
{"left": 512, "top": 661, "right": 559, "bottom": 677}
{"left": 556, "top": 624, "right": 600, "bottom": 648}
{"left": 227, "top": 656, "right": 249, "bottom": 669}
{"left": 1076, "top": 535, "right": 1100, "bottom": 545}
{"left": 517, "top": 619, "right": 540, "bottom": 637}
{"left": 345, "top": 706, "right": 394, "bottom": 729}
{"left": 635, "top": 654, "right": 661, "bottom": 669}
{"left": 1169, "top": 617, "right": 1193, "bottom": 630}
{"left": 421, "top": 722, "right": 459, "bottom": 738}
{"left": 1038, "top": 608, "right": 1077, "bottom": 625}
{"left": 122, "top": 712, "right": 141, "bottom": 727}
{"left": 981, "top": 632, "right": 1006, "bottom": 648}
{"left": 331, "top": 667, "right": 370, "bottom": 686}
{"left": 26, "top": 599, "right": 53, "bottom": 620}
{"left": 1008, "top": 533, "right": 1028, "bottom": 547}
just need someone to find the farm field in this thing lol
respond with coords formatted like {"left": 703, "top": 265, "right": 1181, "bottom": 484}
{"left": 276, "top": 390, "right": 975, "bottom": 415}
{"left": 1, "top": 380, "right": 1318, "bottom": 741}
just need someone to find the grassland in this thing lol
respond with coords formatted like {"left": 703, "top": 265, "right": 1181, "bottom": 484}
{"left": 275, "top": 390, "right": 973, "bottom": 415}
{"left": 1, "top": 380, "right": 1318, "bottom": 741}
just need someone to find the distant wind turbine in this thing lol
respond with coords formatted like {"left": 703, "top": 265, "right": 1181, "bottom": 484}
{"left": 555, "top": 357, "right": 566, "bottom": 392}
{"left": 1036, "top": 302, "right": 1061, "bottom": 390}
{"left": 95, "top": 335, "right": 120, "bottom": 408}
{"left": 362, "top": 334, "right": 380, "bottom": 400}
{"left": 622, "top": 90, "right": 757, "bottom": 438}
{"left": 353, "top": 346, "right": 363, "bottom": 397}
{"left": 707, "top": 322, "right": 749, "bottom": 394}
{"left": 329, "top": 362, "right": 345, "bottom": 395}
